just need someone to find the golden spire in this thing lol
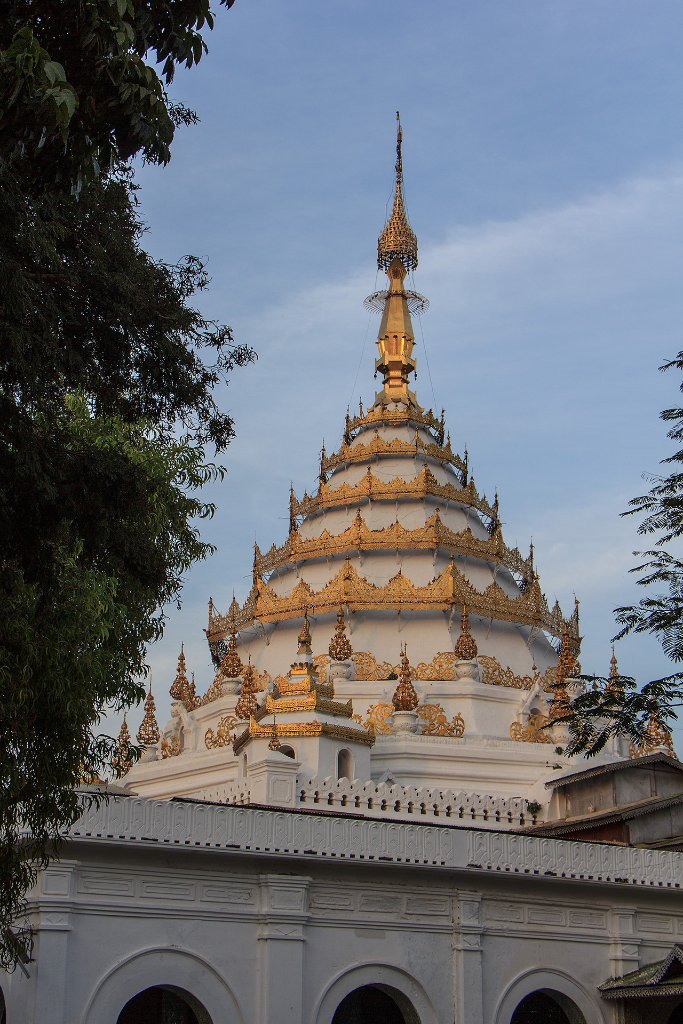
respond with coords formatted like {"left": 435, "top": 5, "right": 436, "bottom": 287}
{"left": 605, "top": 644, "right": 624, "bottom": 698}
{"left": 221, "top": 627, "right": 243, "bottom": 678}
{"left": 137, "top": 682, "right": 160, "bottom": 746}
{"left": 235, "top": 658, "right": 260, "bottom": 721}
{"left": 392, "top": 644, "right": 419, "bottom": 711}
{"left": 112, "top": 716, "right": 134, "bottom": 777}
{"left": 454, "top": 605, "right": 478, "bottom": 661}
{"left": 329, "top": 606, "right": 353, "bottom": 662}
{"left": 548, "top": 625, "right": 575, "bottom": 716}
{"left": 374, "top": 113, "right": 420, "bottom": 409}
{"left": 378, "top": 112, "right": 418, "bottom": 273}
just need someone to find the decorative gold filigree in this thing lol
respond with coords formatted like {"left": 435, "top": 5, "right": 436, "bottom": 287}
{"left": 454, "top": 604, "right": 478, "bottom": 660}
{"left": 509, "top": 711, "right": 554, "bottom": 744}
{"left": 413, "top": 651, "right": 457, "bottom": 681}
{"left": 329, "top": 607, "right": 353, "bottom": 661}
{"left": 392, "top": 645, "right": 419, "bottom": 710}
{"left": 364, "top": 703, "right": 395, "bottom": 736}
{"left": 221, "top": 629, "right": 242, "bottom": 679}
{"left": 137, "top": 685, "right": 160, "bottom": 746}
{"left": 205, "top": 715, "right": 239, "bottom": 749}
{"left": 479, "top": 655, "right": 538, "bottom": 690}
{"left": 161, "top": 735, "right": 181, "bottom": 758}
{"left": 417, "top": 703, "right": 465, "bottom": 737}
{"left": 255, "top": 693, "right": 353, "bottom": 719}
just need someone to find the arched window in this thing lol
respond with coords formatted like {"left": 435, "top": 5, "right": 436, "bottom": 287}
{"left": 337, "top": 748, "right": 353, "bottom": 780}
{"left": 117, "top": 986, "right": 212, "bottom": 1024}
{"left": 332, "top": 985, "right": 418, "bottom": 1024}
{"left": 279, "top": 744, "right": 295, "bottom": 759}
{"left": 511, "top": 991, "right": 586, "bottom": 1024}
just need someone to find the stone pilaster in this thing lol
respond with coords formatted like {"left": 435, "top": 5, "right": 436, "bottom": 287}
{"left": 30, "top": 861, "right": 76, "bottom": 1024}
{"left": 454, "top": 890, "right": 484, "bottom": 1024}
{"left": 257, "top": 874, "right": 311, "bottom": 1024}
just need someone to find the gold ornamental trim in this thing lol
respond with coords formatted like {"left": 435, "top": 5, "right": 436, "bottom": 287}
{"left": 417, "top": 703, "right": 466, "bottom": 737}
{"left": 253, "top": 693, "right": 353, "bottom": 720}
{"left": 321, "top": 430, "right": 466, "bottom": 477}
{"left": 290, "top": 465, "right": 498, "bottom": 524}
{"left": 254, "top": 510, "right": 533, "bottom": 584}
{"left": 233, "top": 719, "right": 375, "bottom": 753}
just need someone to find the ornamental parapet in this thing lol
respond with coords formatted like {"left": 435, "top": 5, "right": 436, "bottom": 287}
{"left": 321, "top": 431, "right": 466, "bottom": 477}
{"left": 208, "top": 561, "right": 578, "bottom": 645}
{"left": 291, "top": 466, "right": 498, "bottom": 524}
{"left": 70, "top": 794, "right": 683, "bottom": 889}
{"left": 254, "top": 510, "right": 533, "bottom": 582}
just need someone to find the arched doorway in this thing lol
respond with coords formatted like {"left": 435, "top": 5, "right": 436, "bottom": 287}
{"left": 511, "top": 991, "right": 586, "bottom": 1024}
{"left": 117, "top": 986, "right": 211, "bottom": 1024}
{"left": 331, "top": 985, "right": 419, "bottom": 1024}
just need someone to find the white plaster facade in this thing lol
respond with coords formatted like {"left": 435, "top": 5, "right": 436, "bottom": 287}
{"left": 3, "top": 797, "right": 683, "bottom": 1024}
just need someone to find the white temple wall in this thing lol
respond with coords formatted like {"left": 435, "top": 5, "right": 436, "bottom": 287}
{"left": 4, "top": 814, "right": 681, "bottom": 1024}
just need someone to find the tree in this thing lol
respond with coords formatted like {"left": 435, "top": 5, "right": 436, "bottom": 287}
{"left": 560, "top": 354, "right": 683, "bottom": 758}
{"left": 1, "top": 0, "right": 234, "bottom": 189}
{"left": 0, "top": 1, "right": 248, "bottom": 968}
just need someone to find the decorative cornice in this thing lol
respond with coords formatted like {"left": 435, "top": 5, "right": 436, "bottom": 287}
{"left": 290, "top": 465, "right": 499, "bottom": 525}
{"left": 253, "top": 693, "right": 354, "bottom": 720}
{"left": 254, "top": 509, "right": 533, "bottom": 584}
{"left": 235, "top": 560, "right": 577, "bottom": 641}
{"left": 233, "top": 719, "right": 375, "bottom": 753}
{"left": 321, "top": 430, "right": 466, "bottom": 477}
{"left": 344, "top": 404, "right": 445, "bottom": 446}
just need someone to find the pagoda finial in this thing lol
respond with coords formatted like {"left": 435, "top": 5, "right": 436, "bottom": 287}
{"left": 113, "top": 715, "right": 134, "bottom": 777}
{"left": 378, "top": 112, "right": 418, "bottom": 273}
{"left": 298, "top": 609, "right": 312, "bottom": 656}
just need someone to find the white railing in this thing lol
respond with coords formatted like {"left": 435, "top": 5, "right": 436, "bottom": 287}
{"left": 194, "top": 775, "right": 537, "bottom": 827}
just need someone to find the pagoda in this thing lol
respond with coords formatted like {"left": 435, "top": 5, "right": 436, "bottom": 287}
{"left": 126, "top": 116, "right": 598, "bottom": 818}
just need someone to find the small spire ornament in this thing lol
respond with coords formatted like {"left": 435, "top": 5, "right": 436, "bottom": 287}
{"left": 605, "top": 644, "right": 624, "bottom": 698}
{"left": 329, "top": 607, "right": 352, "bottom": 662}
{"left": 112, "top": 716, "right": 134, "bottom": 776}
{"left": 137, "top": 683, "right": 160, "bottom": 746}
{"left": 169, "top": 644, "right": 189, "bottom": 701}
{"left": 392, "top": 645, "right": 419, "bottom": 711}
{"left": 548, "top": 625, "right": 575, "bottom": 716}
{"left": 298, "top": 610, "right": 312, "bottom": 657}
{"left": 268, "top": 716, "right": 281, "bottom": 752}
{"left": 235, "top": 658, "right": 259, "bottom": 721}
{"left": 454, "top": 605, "right": 478, "bottom": 661}
{"left": 221, "top": 628, "right": 243, "bottom": 679}
{"left": 633, "top": 704, "right": 675, "bottom": 758}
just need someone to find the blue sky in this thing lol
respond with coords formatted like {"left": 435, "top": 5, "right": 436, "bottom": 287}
{"left": 123, "top": 1, "right": 683, "bottom": 747}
